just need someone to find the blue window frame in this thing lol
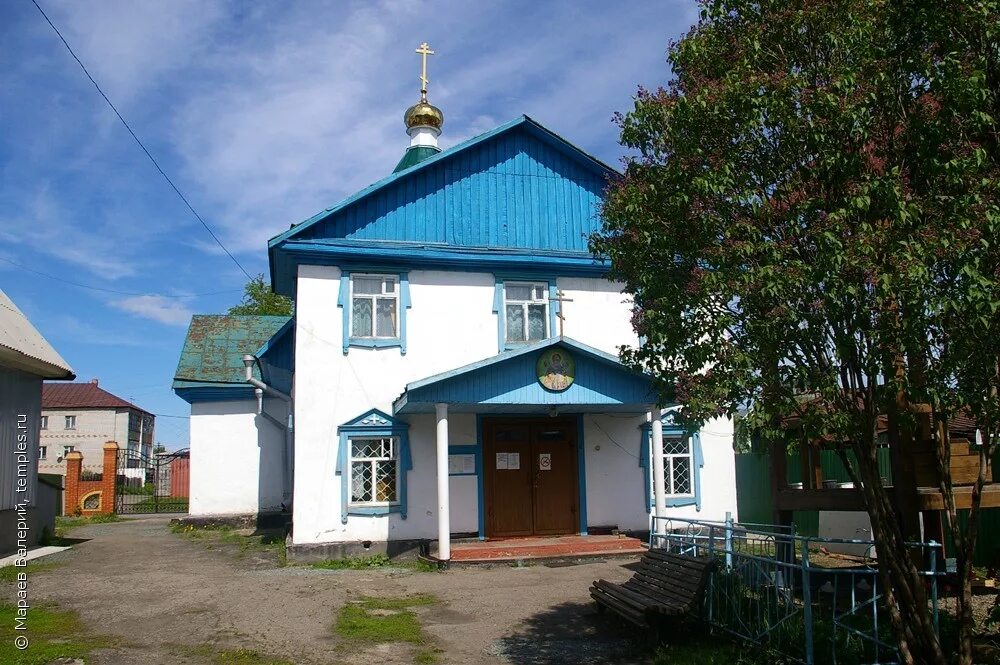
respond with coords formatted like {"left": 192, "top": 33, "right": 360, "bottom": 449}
{"left": 336, "top": 409, "right": 411, "bottom": 523}
{"left": 639, "top": 413, "right": 704, "bottom": 512}
{"left": 492, "top": 276, "right": 560, "bottom": 352}
{"left": 337, "top": 271, "right": 411, "bottom": 354}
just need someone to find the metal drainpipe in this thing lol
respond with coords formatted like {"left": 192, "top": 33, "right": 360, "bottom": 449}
{"left": 243, "top": 354, "right": 293, "bottom": 511}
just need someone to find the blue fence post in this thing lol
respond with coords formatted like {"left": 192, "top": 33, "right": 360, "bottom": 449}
{"left": 725, "top": 511, "right": 734, "bottom": 571}
{"left": 929, "top": 541, "right": 940, "bottom": 636}
{"left": 801, "top": 537, "right": 814, "bottom": 665}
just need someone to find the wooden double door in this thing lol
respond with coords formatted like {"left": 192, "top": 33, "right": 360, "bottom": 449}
{"left": 483, "top": 417, "right": 579, "bottom": 538}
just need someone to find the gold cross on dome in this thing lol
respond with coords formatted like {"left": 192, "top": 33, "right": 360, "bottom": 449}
{"left": 415, "top": 42, "right": 435, "bottom": 99}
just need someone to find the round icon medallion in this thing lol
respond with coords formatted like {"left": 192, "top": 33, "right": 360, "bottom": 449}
{"left": 536, "top": 348, "right": 575, "bottom": 392}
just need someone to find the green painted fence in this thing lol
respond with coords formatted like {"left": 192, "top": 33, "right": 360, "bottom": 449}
{"left": 734, "top": 451, "right": 1000, "bottom": 566}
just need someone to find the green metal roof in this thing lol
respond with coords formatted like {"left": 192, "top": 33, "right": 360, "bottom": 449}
{"left": 392, "top": 145, "right": 440, "bottom": 173}
{"left": 172, "top": 315, "right": 291, "bottom": 388}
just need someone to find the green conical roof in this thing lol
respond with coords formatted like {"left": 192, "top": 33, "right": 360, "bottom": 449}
{"left": 393, "top": 145, "right": 440, "bottom": 173}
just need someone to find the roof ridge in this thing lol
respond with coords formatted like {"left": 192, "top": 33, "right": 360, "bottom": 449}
{"left": 42, "top": 382, "right": 151, "bottom": 414}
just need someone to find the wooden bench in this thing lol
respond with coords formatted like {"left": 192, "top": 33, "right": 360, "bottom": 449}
{"left": 590, "top": 549, "right": 717, "bottom": 629}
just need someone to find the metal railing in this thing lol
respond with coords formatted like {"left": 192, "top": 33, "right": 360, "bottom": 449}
{"left": 651, "top": 515, "right": 943, "bottom": 665}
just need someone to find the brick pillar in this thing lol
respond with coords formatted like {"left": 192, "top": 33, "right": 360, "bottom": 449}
{"left": 64, "top": 451, "right": 83, "bottom": 516}
{"left": 101, "top": 441, "right": 119, "bottom": 515}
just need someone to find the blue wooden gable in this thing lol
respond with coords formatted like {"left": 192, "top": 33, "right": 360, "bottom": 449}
{"left": 269, "top": 116, "right": 617, "bottom": 296}
{"left": 392, "top": 337, "right": 654, "bottom": 415}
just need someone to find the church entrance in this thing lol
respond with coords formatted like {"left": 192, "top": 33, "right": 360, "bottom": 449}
{"left": 482, "top": 417, "right": 579, "bottom": 538}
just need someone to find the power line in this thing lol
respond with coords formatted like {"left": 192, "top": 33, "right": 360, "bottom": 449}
{"left": 0, "top": 256, "right": 241, "bottom": 298}
{"left": 29, "top": 0, "right": 254, "bottom": 281}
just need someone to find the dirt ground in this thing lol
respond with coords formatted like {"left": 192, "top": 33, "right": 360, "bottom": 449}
{"left": 13, "top": 517, "right": 654, "bottom": 665}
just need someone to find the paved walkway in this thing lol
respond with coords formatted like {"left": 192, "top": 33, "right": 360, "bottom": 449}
{"left": 11, "top": 517, "right": 651, "bottom": 664}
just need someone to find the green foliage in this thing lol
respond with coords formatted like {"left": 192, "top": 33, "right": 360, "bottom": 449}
{"left": 228, "top": 274, "right": 292, "bottom": 316}
{"left": 312, "top": 553, "right": 392, "bottom": 569}
{"left": 54, "top": 513, "right": 123, "bottom": 537}
{"left": 359, "top": 594, "right": 438, "bottom": 610}
{"left": 595, "top": 0, "right": 1000, "bottom": 447}
{"left": 0, "top": 562, "right": 59, "bottom": 584}
{"left": 121, "top": 482, "right": 154, "bottom": 495}
{"left": 170, "top": 522, "right": 287, "bottom": 564}
{"left": 0, "top": 603, "right": 115, "bottom": 665}
{"left": 168, "top": 644, "right": 293, "bottom": 665}
{"left": 335, "top": 605, "right": 423, "bottom": 643}
{"left": 654, "top": 641, "right": 774, "bottom": 665}
{"left": 334, "top": 594, "right": 439, "bottom": 660}
{"left": 132, "top": 496, "right": 189, "bottom": 512}
{"left": 595, "top": 3, "right": 999, "bottom": 660}
{"left": 214, "top": 648, "right": 294, "bottom": 665}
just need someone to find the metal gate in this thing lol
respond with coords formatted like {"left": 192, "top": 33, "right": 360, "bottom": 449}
{"left": 116, "top": 447, "right": 190, "bottom": 514}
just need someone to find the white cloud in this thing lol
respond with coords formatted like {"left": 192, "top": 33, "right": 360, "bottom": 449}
{"left": 6, "top": 0, "right": 697, "bottom": 271}
{"left": 0, "top": 185, "right": 139, "bottom": 279}
{"left": 46, "top": 0, "right": 226, "bottom": 106}
{"left": 112, "top": 295, "right": 193, "bottom": 326}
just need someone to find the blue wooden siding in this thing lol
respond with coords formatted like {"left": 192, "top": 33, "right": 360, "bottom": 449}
{"left": 258, "top": 318, "right": 295, "bottom": 395}
{"left": 296, "top": 124, "right": 606, "bottom": 253}
{"left": 400, "top": 343, "right": 652, "bottom": 409}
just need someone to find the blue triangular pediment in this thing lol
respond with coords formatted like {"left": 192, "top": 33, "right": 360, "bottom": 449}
{"left": 338, "top": 408, "right": 404, "bottom": 432}
{"left": 393, "top": 337, "right": 656, "bottom": 414}
{"left": 270, "top": 116, "right": 616, "bottom": 253}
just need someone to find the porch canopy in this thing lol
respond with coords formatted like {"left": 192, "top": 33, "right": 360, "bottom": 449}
{"left": 392, "top": 337, "right": 676, "bottom": 562}
{"left": 392, "top": 336, "right": 655, "bottom": 416}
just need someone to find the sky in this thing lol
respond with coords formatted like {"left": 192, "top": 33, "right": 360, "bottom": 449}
{"left": 0, "top": 0, "right": 697, "bottom": 447}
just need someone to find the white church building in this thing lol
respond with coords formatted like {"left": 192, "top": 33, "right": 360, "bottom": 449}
{"left": 173, "top": 61, "right": 738, "bottom": 561}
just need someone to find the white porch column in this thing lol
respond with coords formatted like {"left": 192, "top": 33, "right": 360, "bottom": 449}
{"left": 435, "top": 403, "right": 451, "bottom": 561}
{"left": 650, "top": 408, "right": 667, "bottom": 534}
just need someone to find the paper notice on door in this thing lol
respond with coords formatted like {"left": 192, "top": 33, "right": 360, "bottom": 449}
{"left": 496, "top": 452, "right": 509, "bottom": 470}
{"left": 508, "top": 452, "right": 520, "bottom": 470}
{"left": 539, "top": 453, "right": 552, "bottom": 471}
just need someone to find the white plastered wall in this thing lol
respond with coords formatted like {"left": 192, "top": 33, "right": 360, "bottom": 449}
{"left": 292, "top": 265, "right": 738, "bottom": 545}
{"left": 188, "top": 399, "right": 286, "bottom": 517}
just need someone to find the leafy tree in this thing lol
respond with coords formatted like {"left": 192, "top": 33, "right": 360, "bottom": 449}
{"left": 228, "top": 274, "right": 292, "bottom": 316}
{"left": 593, "top": 2, "right": 1000, "bottom": 663}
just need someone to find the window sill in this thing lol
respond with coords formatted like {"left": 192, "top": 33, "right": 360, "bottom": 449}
{"left": 345, "top": 504, "right": 405, "bottom": 518}
{"left": 346, "top": 338, "right": 405, "bottom": 354}
{"left": 649, "top": 496, "right": 698, "bottom": 509}
{"left": 502, "top": 338, "right": 551, "bottom": 350}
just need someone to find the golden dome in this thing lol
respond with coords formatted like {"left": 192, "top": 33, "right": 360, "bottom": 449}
{"left": 404, "top": 98, "right": 444, "bottom": 131}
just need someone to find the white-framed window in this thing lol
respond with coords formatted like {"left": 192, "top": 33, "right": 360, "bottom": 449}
{"left": 349, "top": 436, "right": 399, "bottom": 505}
{"left": 64, "top": 415, "right": 76, "bottom": 430}
{"left": 38, "top": 446, "right": 47, "bottom": 460}
{"left": 40, "top": 415, "right": 48, "bottom": 430}
{"left": 504, "top": 282, "right": 548, "bottom": 343}
{"left": 350, "top": 275, "right": 399, "bottom": 339}
{"left": 663, "top": 435, "right": 694, "bottom": 496}
{"left": 62, "top": 445, "right": 75, "bottom": 457}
